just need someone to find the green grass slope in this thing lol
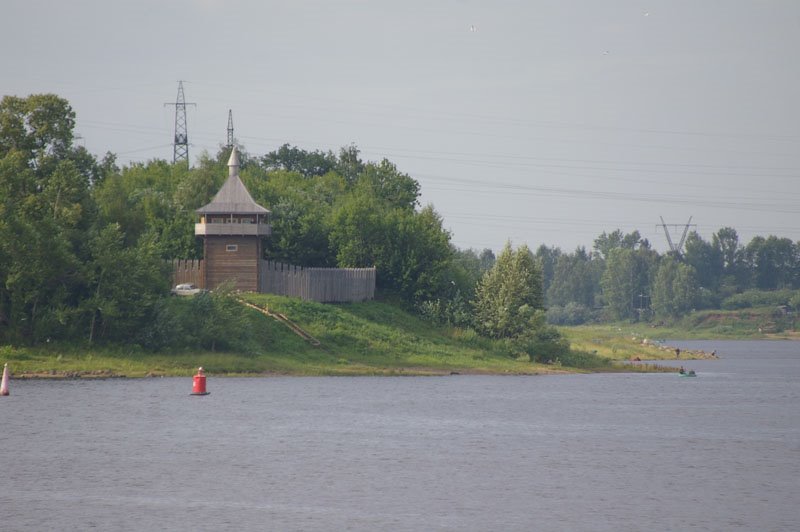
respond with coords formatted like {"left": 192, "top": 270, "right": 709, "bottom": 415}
{"left": 238, "top": 294, "right": 552, "bottom": 375}
{"left": 3, "top": 295, "right": 570, "bottom": 377}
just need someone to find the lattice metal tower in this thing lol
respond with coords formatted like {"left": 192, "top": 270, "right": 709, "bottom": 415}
{"left": 165, "top": 81, "right": 196, "bottom": 165}
{"left": 226, "top": 109, "right": 235, "bottom": 149}
{"left": 657, "top": 216, "right": 696, "bottom": 256}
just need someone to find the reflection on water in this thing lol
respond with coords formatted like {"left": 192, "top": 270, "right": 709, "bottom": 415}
{"left": 1, "top": 341, "right": 798, "bottom": 531}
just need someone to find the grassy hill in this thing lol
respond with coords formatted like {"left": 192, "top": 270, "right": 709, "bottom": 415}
{"left": 2, "top": 295, "right": 571, "bottom": 378}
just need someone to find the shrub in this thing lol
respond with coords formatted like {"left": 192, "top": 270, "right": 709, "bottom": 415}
{"left": 790, "top": 292, "right": 800, "bottom": 311}
{"left": 515, "top": 325, "right": 571, "bottom": 363}
{"left": 139, "top": 289, "right": 268, "bottom": 354}
{"left": 694, "top": 287, "right": 721, "bottom": 310}
{"left": 722, "top": 289, "right": 798, "bottom": 310}
{"left": 551, "top": 350, "right": 612, "bottom": 369}
{"left": 416, "top": 293, "right": 472, "bottom": 328}
{"left": 547, "top": 302, "right": 592, "bottom": 325}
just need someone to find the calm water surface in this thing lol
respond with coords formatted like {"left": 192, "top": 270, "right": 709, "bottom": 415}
{"left": 2, "top": 340, "right": 799, "bottom": 531}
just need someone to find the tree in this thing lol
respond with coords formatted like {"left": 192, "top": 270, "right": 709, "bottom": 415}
{"left": 742, "top": 235, "right": 799, "bottom": 290}
{"left": 479, "top": 248, "right": 496, "bottom": 271}
{"left": 261, "top": 143, "right": 337, "bottom": 178}
{"left": 472, "top": 242, "right": 544, "bottom": 338}
{"left": 336, "top": 144, "right": 365, "bottom": 184}
{"left": 264, "top": 195, "right": 335, "bottom": 266}
{"left": 651, "top": 256, "right": 699, "bottom": 319}
{"left": 83, "top": 225, "right": 170, "bottom": 343}
{"left": 593, "top": 229, "right": 649, "bottom": 260}
{"left": 94, "top": 158, "right": 199, "bottom": 258}
{"left": 250, "top": 168, "right": 343, "bottom": 266}
{"left": 547, "top": 247, "right": 599, "bottom": 308}
{"left": 535, "top": 245, "right": 561, "bottom": 300}
{"left": 330, "top": 189, "right": 453, "bottom": 302}
{"left": 0, "top": 134, "right": 93, "bottom": 343}
{"left": 356, "top": 159, "right": 420, "bottom": 211}
{"left": 712, "top": 227, "right": 745, "bottom": 294}
{"left": 713, "top": 227, "right": 741, "bottom": 275}
{"left": 0, "top": 94, "right": 75, "bottom": 172}
{"left": 449, "top": 247, "right": 495, "bottom": 299}
{"left": 600, "top": 247, "right": 656, "bottom": 321}
{"left": 683, "top": 231, "right": 722, "bottom": 292}
{"left": 0, "top": 207, "right": 84, "bottom": 343}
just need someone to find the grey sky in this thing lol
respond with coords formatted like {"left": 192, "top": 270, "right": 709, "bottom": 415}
{"left": 3, "top": 0, "right": 799, "bottom": 253}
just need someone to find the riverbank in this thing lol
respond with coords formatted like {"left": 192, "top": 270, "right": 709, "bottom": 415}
{"left": 558, "top": 308, "right": 799, "bottom": 366}
{"left": 1, "top": 296, "right": 741, "bottom": 379}
{"left": 560, "top": 325, "right": 723, "bottom": 362}
{"left": 0, "top": 295, "right": 572, "bottom": 378}
{"left": 2, "top": 352, "right": 574, "bottom": 380}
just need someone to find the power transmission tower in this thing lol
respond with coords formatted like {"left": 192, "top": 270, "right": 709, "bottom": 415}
{"left": 164, "top": 81, "right": 196, "bottom": 165}
{"left": 226, "top": 109, "right": 235, "bottom": 149}
{"left": 657, "top": 216, "right": 696, "bottom": 256}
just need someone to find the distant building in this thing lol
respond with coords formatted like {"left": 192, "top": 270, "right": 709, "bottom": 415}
{"left": 195, "top": 147, "right": 271, "bottom": 292}
{"left": 176, "top": 146, "right": 375, "bottom": 302}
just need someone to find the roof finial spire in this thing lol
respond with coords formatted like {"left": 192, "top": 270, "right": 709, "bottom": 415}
{"left": 227, "top": 145, "right": 240, "bottom": 177}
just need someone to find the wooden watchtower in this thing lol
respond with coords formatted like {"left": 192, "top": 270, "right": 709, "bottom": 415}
{"left": 195, "top": 147, "right": 271, "bottom": 292}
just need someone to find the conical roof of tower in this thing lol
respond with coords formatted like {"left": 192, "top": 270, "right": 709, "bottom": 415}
{"left": 196, "top": 146, "right": 270, "bottom": 215}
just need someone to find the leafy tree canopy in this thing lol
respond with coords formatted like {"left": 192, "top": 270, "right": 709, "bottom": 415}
{"left": 473, "top": 242, "right": 545, "bottom": 339}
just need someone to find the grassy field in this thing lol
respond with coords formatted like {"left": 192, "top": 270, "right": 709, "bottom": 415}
{"left": 559, "top": 306, "right": 798, "bottom": 362}
{"left": 559, "top": 326, "right": 718, "bottom": 362}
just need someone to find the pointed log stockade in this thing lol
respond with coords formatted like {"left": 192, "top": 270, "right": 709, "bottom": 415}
{"left": 172, "top": 259, "right": 375, "bottom": 303}
{"left": 259, "top": 261, "right": 375, "bottom": 303}
{"left": 172, "top": 259, "right": 205, "bottom": 289}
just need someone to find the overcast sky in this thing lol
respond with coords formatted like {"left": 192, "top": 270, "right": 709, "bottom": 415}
{"left": 4, "top": 0, "right": 799, "bottom": 253}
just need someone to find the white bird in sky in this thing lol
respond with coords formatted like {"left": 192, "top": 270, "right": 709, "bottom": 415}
{"left": 470, "top": 24, "right": 477, "bottom": 32}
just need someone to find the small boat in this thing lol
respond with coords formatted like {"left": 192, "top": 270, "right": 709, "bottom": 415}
{"left": 679, "top": 370, "right": 697, "bottom": 377}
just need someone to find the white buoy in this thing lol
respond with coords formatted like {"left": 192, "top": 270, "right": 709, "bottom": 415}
{"left": 1, "top": 363, "right": 9, "bottom": 396}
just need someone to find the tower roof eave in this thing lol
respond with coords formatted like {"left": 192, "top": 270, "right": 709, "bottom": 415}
{"left": 195, "top": 203, "right": 271, "bottom": 215}
{"left": 196, "top": 173, "right": 270, "bottom": 215}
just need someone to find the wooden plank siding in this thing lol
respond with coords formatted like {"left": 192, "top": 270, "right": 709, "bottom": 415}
{"left": 204, "top": 236, "right": 261, "bottom": 292}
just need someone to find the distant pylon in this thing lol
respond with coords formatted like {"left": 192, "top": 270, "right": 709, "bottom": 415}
{"left": 657, "top": 216, "right": 696, "bottom": 256}
{"left": 164, "top": 81, "right": 196, "bottom": 165}
{"left": 226, "top": 109, "right": 235, "bottom": 149}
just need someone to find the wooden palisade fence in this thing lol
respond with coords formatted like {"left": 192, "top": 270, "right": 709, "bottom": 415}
{"left": 259, "top": 261, "right": 375, "bottom": 303}
{"left": 172, "top": 259, "right": 375, "bottom": 303}
{"left": 172, "top": 259, "right": 205, "bottom": 288}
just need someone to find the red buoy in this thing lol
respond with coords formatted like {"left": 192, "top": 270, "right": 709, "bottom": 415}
{"left": 1, "top": 363, "right": 9, "bottom": 396}
{"left": 190, "top": 367, "right": 210, "bottom": 396}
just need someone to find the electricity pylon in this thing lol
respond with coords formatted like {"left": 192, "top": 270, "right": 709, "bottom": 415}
{"left": 658, "top": 216, "right": 696, "bottom": 256}
{"left": 226, "top": 109, "right": 235, "bottom": 149}
{"left": 165, "top": 81, "right": 196, "bottom": 165}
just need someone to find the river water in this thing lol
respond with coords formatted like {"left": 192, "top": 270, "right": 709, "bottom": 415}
{"left": 1, "top": 340, "right": 798, "bottom": 531}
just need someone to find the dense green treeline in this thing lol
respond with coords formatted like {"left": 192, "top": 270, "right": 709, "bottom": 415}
{"left": 539, "top": 228, "right": 800, "bottom": 326}
{"left": 1, "top": 93, "right": 797, "bottom": 358}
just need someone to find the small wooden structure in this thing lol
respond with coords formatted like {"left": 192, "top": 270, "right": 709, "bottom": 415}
{"left": 178, "top": 146, "right": 376, "bottom": 302}
{"left": 195, "top": 147, "right": 271, "bottom": 292}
